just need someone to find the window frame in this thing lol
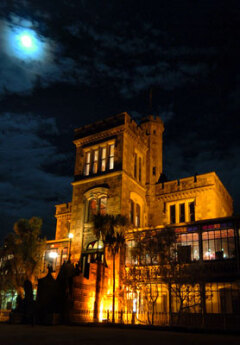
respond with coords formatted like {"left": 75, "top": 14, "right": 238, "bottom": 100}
{"left": 83, "top": 140, "right": 115, "bottom": 176}
{"left": 84, "top": 190, "right": 108, "bottom": 223}
{"left": 167, "top": 199, "right": 195, "bottom": 224}
{"left": 84, "top": 151, "right": 91, "bottom": 176}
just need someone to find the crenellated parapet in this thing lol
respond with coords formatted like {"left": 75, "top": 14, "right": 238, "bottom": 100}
{"left": 156, "top": 172, "right": 231, "bottom": 199}
{"left": 55, "top": 202, "right": 72, "bottom": 216}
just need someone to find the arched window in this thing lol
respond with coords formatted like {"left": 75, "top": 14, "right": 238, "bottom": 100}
{"left": 136, "top": 204, "right": 141, "bottom": 227}
{"left": 87, "top": 196, "right": 107, "bottom": 222}
{"left": 84, "top": 187, "right": 109, "bottom": 223}
{"left": 129, "top": 200, "right": 141, "bottom": 227}
{"left": 87, "top": 240, "right": 104, "bottom": 250}
{"left": 129, "top": 192, "right": 144, "bottom": 228}
{"left": 88, "top": 198, "right": 98, "bottom": 221}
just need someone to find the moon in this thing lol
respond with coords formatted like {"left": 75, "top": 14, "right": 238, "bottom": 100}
{"left": 3, "top": 21, "right": 46, "bottom": 61}
{"left": 20, "top": 34, "right": 33, "bottom": 48}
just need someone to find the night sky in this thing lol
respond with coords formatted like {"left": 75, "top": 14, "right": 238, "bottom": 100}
{"left": 0, "top": 1, "right": 240, "bottom": 241}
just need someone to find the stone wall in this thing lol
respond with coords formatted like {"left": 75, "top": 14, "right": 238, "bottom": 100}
{"left": 55, "top": 203, "right": 72, "bottom": 240}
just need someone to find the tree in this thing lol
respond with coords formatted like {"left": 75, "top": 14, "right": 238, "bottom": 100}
{"left": 125, "top": 229, "right": 176, "bottom": 325}
{"left": 125, "top": 228, "right": 206, "bottom": 325}
{"left": 0, "top": 217, "right": 46, "bottom": 297}
{"left": 93, "top": 214, "right": 128, "bottom": 323}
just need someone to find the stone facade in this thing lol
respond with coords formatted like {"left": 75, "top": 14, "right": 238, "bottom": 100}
{"left": 47, "top": 112, "right": 236, "bottom": 326}
{"left": 55, "top": 112, "right": 232, "bottom": 262}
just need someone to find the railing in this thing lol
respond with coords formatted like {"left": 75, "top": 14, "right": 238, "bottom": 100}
{"left": 70, "top": 308, "right": 240, "bottom": 330}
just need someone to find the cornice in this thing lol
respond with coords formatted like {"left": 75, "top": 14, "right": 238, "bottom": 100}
{"left": 155, "top": 185, "right": 214, "bottom": 201}
{"left": 73, "top": 126, "right": 125, "bottom": 147}
{"left": 71, "top": 171, "right": 122, "bottom": 185}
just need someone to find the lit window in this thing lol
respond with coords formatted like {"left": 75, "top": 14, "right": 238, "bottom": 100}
{"left": 92, "top": 150, "right": 99, "bottom": 174}
{"left": 84, "top": 151, "right": 91, "bottom": 176}
{"left": 170, "top": 205, "right": 176, "bottom": 224}
{"left": 88, "top": 198, "right": 98, "bottom": 221}
{"left": 126, "top": 240, "right": 138, "bottom": 265}
{"left": 179, "top": 203, "right": 185, "bottom": 223}
{"left": 135, "top": 204, "right": 141, "bottom": 227}
{"left": 176, "top": 232, "right": 199, "bottom": 261}
{"left": 101, "top": 147, "right": 107, "bottom": 172}
{"left": 202, "top": 229, "right": 235, "bottom": 260}
{"left": 109, "top": 144, "right": 114, "bottom": 170}
{"left": 99, "top": 196, "right": 107, "bottom": 215}
{"left": 86, "top": 195, "right": 108, "bottom": 222}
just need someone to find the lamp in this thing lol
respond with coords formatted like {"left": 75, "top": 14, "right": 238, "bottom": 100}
{"left": 48, "top": 251, "right": 58, "bottom": 259}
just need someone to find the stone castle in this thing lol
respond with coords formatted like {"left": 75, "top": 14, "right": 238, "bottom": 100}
{"left": 45, "top": 112, "right": 240, "bottom": 327}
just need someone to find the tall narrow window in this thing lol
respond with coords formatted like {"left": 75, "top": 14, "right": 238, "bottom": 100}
{"left": 135, "top": 204, "right": 141, "bottom": 227}
{"left": 134, "top": 153, "right": 137, "bottom": 178}
{"left": 101, "top": 147, "right": 107, "bottom": 172}
{"left": 84, "top": 151, "right": 91, "bottom": 176}
{"left": 92, "top": 150, "right": 99, "bottom": 174}
{"left": 130, "top": 200, "right": 134, "bottom": 225}
{"left": 189, "top": 202, "right": 195, "bottom": 222}
{"left": 99, "top": 196, "right": 107, "bottom": 215}
{"left": 109, "top": 144, "right": 114, "bottom": 170}
{"left": 88, "top": 198, "right": 98, "bottom": 221}
{"left": 170, "top": 205, "right": 176, "bottom": 224}
{"left": 139, "top": 157, "right": 142, "bottom": 182}
{"left": 179, "top": 203, "right": 185, "bottom": 223}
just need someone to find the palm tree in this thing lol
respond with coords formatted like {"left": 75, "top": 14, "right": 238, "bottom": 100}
{"left": 93, "top": 214, "right": 128, "bottom": 323}
{"left": 92, "top": 214, "right": 111, "bottom": 322}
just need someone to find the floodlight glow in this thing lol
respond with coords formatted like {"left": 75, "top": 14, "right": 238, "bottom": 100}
{"left": 49, "top": 251, "right": 58, "bottom": 259}
{"left": 68, "top": 233, "right": 74, "bottom": 239}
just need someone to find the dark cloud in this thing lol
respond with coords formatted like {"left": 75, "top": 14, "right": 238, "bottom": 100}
{"left": 0, "top": 113, "right": 72, "bottom": 240}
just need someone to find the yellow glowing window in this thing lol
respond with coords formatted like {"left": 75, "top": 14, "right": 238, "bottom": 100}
{"left": 135, "top": 204, "right": 140, "bottom": 227}
{"left": 109, "top": 144, "right": 114, "bottom": 170}
{"left": 101, "top": 147, "right": 107, "bottom": 172}
{"left": 84, "top": 151, "right": 91, "bottom": 176}
{"left": 92, "top": 150, "right": 99, "bottom": 174}
{"left": 99, "top": 196, "right": 107, "bottom": 215}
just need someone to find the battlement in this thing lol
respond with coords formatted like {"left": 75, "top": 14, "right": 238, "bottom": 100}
{"left": 156, "top": 172, "right": 231, "bottom": 202}
{"left": 55, "top": 202, "right": 72, "bottom": 216}
{"left": 74, "top": 112, "right": 128, "bottom": 140}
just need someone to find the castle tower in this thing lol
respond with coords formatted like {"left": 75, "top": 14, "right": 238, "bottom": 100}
{"left": 140, "top": 115, "right": 164, "bottom": 185}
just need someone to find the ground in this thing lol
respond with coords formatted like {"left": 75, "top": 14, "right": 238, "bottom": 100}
{"left": 0, "top": 324, "right": 239, "bottom": 345}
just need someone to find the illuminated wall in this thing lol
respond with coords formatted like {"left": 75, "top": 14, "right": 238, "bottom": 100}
{"left": 49, "top": 112, "right": 235, "bottom": 325}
